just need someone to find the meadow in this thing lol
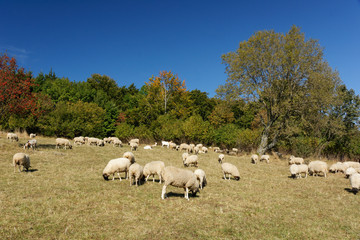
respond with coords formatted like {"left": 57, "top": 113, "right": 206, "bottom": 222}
{"left": 0, "top": 132, "right": 359, "bottom": 239}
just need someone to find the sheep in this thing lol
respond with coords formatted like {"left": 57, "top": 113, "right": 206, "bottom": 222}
{"left": 87, "top": 137, "right": 99, "bottom": 146}
{"left": 213, "top": 147, "right": 220, "bottom": 152}
{"left": 232, "top": 148, "right": 238, "bottom": 154}
{"left": 143, "top": 145, "right": 152, "bottom": 150}
{"left": 329, "top": 162, "right": 347, "bottom": 173}
{"left": 24, "top": 139, "right": 37, "bottom": 150}
{"left": 194, "top": 169, "right": 207, "bottom": 189}
{"left": 161, "top": 166, "right": 200, "bottom": 200}
{"left": 74, "top": 136, "right": 85, "bottom": 145}
{"left": 343, "top": 161, "right": 360, "bottom": 169}
{"left": 289, "top": 164, "right": 308, "bottom": 178}
{"left": 129, "top": 163, "right": 144, "bottom": 186}
{"left": 345, "top": 167, "right": 358, "bottom": 178}
{"left": 193, "top": 146, "right": 200, "bottom": 155}
{"left": 143, "top": 161, "right": 165, "bottom": 183}
{"left": 97, "top": 139, "right": 105, "bottom": 147}
{"left": 102, "top": 158, "right": 132, "bottom": 181}
{"left": 103, "top": 137, "right": 111, "bottom": 144}
{"left": 179, "top": 143, "right": 190, "bottom": 152}
{"left": 55, "top": 138, "right": 72, "bottom": 149}
{"left": 289, "top": 155, "right": 304, "bottom": 165}
{"left": 201, "top": 147, "right": 208, "bottom": 153}
{"left": 188, "top": 144, "right": 195, "bottom": 153}
{"left": 251, "top": 154, "right": 259, "bottom": 164}
{"left": 218, "top": 154, "right": 225, "bottom": 163}
{"left": 169, "top": 142, "right": 177, "bottom": 150}
{"left": 29, "top": 133, "right": 36, "bottom": 138}
{"left": 129, "top": 138, "right": 140, "bottom": 145}
{"left": 113, "top": 139, "right": 122, "bottom": 147}
{"left": 308, "top": 160, "right": 328, "bottom": 177}
{"left": 260, "top": 154, "right": 270, "bottom": 164}
{"left": 123, "top": 152, "right": 135, "bottom": 164}
{"left": 7, "top": 133, "right": 19, "bottom": 142}
{"left": 220, "top": 162, "right": 240, "bottom": 181}
{"left": 109, "top": 137, "right": 120, "bottom": 144}
{"left": 183, "top": 154, "right": 198, "bottom": 167}
{"left": 349, "top": 173, "right": 360, "bottom": 193}
{"left": 13, "top": 153, "right": 30, "bottom": 173}
{"left": 161, "top": 141, "right": 171, "bottom": 148}
{"left": 130, "top": 142, "right": 138, "bottom": 151}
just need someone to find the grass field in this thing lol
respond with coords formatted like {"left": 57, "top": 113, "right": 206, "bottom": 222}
{"left": 1, "top": 133, "right": 359, "bottom": 239}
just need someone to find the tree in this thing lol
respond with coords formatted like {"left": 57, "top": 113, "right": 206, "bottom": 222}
{"left": 146, "top": 70, "right": 186, "bottom": 114}
{"left": 218, "top": 26, "right": 341, "bottom": 155}
{"left": 0, "top": 54, "right": 39, "bottom": 127}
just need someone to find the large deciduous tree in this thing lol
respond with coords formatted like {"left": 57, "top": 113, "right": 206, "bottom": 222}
{"left": 0, "top": 54, "right": 39, "bottom": 126}
{"left": 218, "top": 26, "right": 341, "bottom": 155}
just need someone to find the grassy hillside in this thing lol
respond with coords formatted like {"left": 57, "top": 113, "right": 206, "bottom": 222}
{"left": 0, "top": 133, "right": 359, "bottom": 239}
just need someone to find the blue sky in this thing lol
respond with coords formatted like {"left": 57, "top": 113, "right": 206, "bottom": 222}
{"left": 1, "top": 0, "right": 359, "bottom": 97}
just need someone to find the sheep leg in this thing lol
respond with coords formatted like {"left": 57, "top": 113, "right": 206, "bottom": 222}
{"left": 161, "top": 185, "right": 167, "bottom": 199}
{"left": 117, "top": 172, "right": 122, "bottom": 181}
{"left": 223, "top": 173, "right": 227, "bottom": 180}
{"left": 145, "top": 175, "right": 149, "bottom": 182}
{"left": 153, "top": 174, "right": 155, "bottom": 182}
{"left": 159, "top": 174, "right": 162, "bottom": 184}
{"left": 185, "top": 187, "right": 189, "bottom": 200}
{"left": 228, "top": 175, "right": 231, "bottom": 180}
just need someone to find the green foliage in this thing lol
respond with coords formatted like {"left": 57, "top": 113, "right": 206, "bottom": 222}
{"left": 114, "top": 123, "right": 135, "bottom": 140}
{"left": 182, "top": 115, "right": 214, "bottom": 144}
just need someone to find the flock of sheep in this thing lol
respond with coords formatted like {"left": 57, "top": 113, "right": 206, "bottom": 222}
{"left": 7, "top": 132, "right": 360, "bottom": 200}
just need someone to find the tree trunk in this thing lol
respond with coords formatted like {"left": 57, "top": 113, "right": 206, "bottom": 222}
{"left": 257, "top": 124, "right": 278, "bottom": 155}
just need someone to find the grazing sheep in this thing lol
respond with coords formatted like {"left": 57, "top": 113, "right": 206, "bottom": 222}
{"left": 213, "top": 147, "right": 220, "bottom": 152}
{"left": 109, "top": 137, "right": 120, "bottom": 144}
{"left": 129, "top": 138, "right": 140, "bottom": 145}
{"left": 289, "top": 164, "right": 308, "bottom": 178}
{"left": 183, "top": 154, "right": 198, "bottom": 167}
{"left": 102, "top": 158, "right": 132, "bottom": 181}
{"left": 161, "top": 141, "right": 171, "bottom": 148}
{"left": 182, "top": 152, "right": 189, "bottom": 162}
{"left": 130, "top": 142, "right": 138, "bottom": 151}
{"left": 74, "top": 136, "right": 85, "bottom": 145}
{"left": 260, "top": 154, "right": 270, "bottom": 163}
{"left": 24, "top": 139, "right": 37, "bottom": 150}
{"left": 129, "top": 163, "right": 144, "bottom": 186}
{"left": 308, "top": 161, "right": 328, "bottom": 177}
{"left": 329, "top": 162, "right": 347, "bottom": 173}
{"left": 289, "top": 155, "right": 304, "bottom": 165}
{"left": 143, "top": 161, "right": 165, "bottom": 183}
{"left": 97, "top": 139, "right": 105, "bottom": 147}
{"left": 250, "top": 154, "right": 259, "bottom": 164}
{"left": 232, "top": 148, "right": 238, "bottom": 154}
{"left": 7, "top": 133, "right": 19, "bottom": 142}
{"left": 143, "top": 145, "right": 153, "bottom": 150}
{"left": 220, "top": 162, "right": 240, "bottom": 181}
{"left": 349, "top": 173, "right": 360, "bottom": 193}
{"left": 194, "top": 169, "right": 207, "bottom": 189}
{"left": 87, "top": 137, "right": 99, "bottom": 146}
{"left": 13, "top": 153, "right": 30, "bottom": 173}
{"left": 201, "top": 147, "right": 208, "bottom": 153}
{"left": 55, "top": 138, "right": 72, "bottom": 149}
{"left": 218, "top": 154, "right": 225, "bottom": 163}
{"left": 30, "top": 133, "right": 36, "bottom": 138}
{"left": 179, "top": 143, "right": 190, "bottom": 152}
{"left": 123, "top": 152, "right": 135, "bottom": 164}
{"left": 345, "top": 167, "right": 358, "bottom": 178}
{"left": 113, "top": 139, "right": 122, "bottom": 147}
{"left": 103, "top": 137, "right": 111, "bottom": 144}
{"left": 193, "top": 146, "right": 200, "bottom": 155}
{"left": 169, "top": 142, "right": 177, "bottom": 150}
{"left": 344, "top": 161, "right": 360, "bottom": 169}
{"left": 161, "top": 166, "right": 200, "bottom": 200}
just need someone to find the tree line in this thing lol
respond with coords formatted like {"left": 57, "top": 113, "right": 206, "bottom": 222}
{"left": 1, "top": 26, "right": 359, "bottom": 160}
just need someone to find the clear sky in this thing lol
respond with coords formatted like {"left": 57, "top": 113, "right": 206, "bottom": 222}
{"left": 1, "top": 0, "right": 359, "bottom": 97}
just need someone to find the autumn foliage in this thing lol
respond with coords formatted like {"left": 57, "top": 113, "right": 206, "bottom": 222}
{"left": 0, "top": 54, "right": 39, "bottom": 121}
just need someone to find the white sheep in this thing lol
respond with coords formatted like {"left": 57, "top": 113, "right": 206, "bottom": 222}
{"left": 289, "top": 164, "right": 308, "bottom": 178}
{"left": 143, "top": 145, "right": 152, "bottom": 150}
{"left": 161, "top": 166, "right": 200, "bottom": 200}
{"left": 251, "top": 154, "right": 258, "bottom": 164}
{"left": 183, "top": 154, "right": 198, "bottom": 167}
{"left": 308, "top": 160, "right": 328, "bottom": 177}
{"left": 218, "top": 154, "right": 225, "bottom": 163}
{"left": 194, "top": 169, "right": 207, "bottom": 189}
{"left": 109, "top": 137, "right": 120, "bottom": 144}
{"left": 180, "top": 143, "right": 190, "bottom": 152}
{"left": 24, "top": 139, "right": 37, "bottom": 150}
{"left": 349, "top": 173, "right": 360, "bottom": 193}
{"left": 130, "top": 142, "right": 138, "bottom": 151}
{"left": 29, "top": 133, "right": 36, "bottom": 138}
{"left": 129, "top": 163, "right": 144, "bottom": 186}
{"left": 201, "top": 147, "right": 208, "bottom": 153}
{"left": 161, "top": 141, "right": 171, "bottom": 148}
{"left": 169, "top": 142, "right": 177, "bottom": 150}
{"left": 343, "top": 161, "right": 360, "bottom": 169}
{"left": 13, "top": 153, "right": 31, "bottom": 173}
{"left": 289, "top": 155, "right": 304, "bottom": 165}
{"left": 7, "top": 133, "right": 19, "bottom": 142}
{"left": 87, "top": 137, "right": 99, "bottom": 146}
{"left": 232, "top": 148, "right": 238, "bottom": 154}
{"left": 213, "top": 147, "right": 220, "bottom": 152}
{"left": 329, "top": 162, "right": 345, "bottom": 173}
{"left": 55, "top": 138, "right": 72, "bottom": 149}
{"left": 97, "top": 139, "right": 105, "bottom": 147}
{"left": 345, "top": 167, "right": 358, "bottom": 178}
{"left": 143, "top": 161, "right": 165, "bottom": 183}
{"left": 74, "top": 136, "right": 85, "bottom": 145}
{"left": 102, "top": 157, "right": 132, "bottom": 181}
{"left": 220, "top": 162, "right": 240, "bottom": 181}
{"left": 113, "top": 139, "right": 122, "bottom": 147}
{"left": 123, "top": 152, "right": 135, "bottom": 164}
{"left": 129, "top": 138, "right": 140, "bottom": 145}
{"left": 193, "top": 146, "right": 200, "bottom": 155}
{"left": 260, "top": 154, "right": 270, "bottom": 164}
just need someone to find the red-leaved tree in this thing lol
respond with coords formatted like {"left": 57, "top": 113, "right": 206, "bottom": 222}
{"left": 0, "top": 53, "right": 40, "bottom": 124}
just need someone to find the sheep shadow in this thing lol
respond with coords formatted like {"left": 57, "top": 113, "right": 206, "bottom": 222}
{"left": 27, "top": 169, "right": 38, "bottom": 173}
{"left": 344, "top": 188, "right": 358, "bottom": 195}
{"left": 166, "top": 192, "right": 200, "bottom": 199}
{"left": 38, "top": 144, "right": 57, "bottom": 150}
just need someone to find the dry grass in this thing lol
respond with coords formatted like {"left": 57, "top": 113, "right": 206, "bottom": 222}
{"left": 0, "top": 133, "right": 359, "bottom": 239}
